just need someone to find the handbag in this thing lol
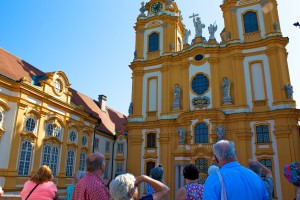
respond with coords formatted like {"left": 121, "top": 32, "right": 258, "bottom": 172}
{"left": 25, "top": 183, "right": 39, "bottom": 200}
{"left": 216, "top": 171, "right": 227, "bottom": 200}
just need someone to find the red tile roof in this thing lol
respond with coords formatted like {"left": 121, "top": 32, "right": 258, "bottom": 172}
{"left": 0, "top": 48, "right": 127, "bottom": 135}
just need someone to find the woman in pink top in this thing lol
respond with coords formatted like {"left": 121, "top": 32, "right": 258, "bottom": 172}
{"left": 20, "top": 165, "right": 58, "bottom": 200}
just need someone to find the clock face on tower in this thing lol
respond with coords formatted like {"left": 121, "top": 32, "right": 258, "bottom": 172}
{"left": 151, "top": 2, "right": 163, "bottom": 13}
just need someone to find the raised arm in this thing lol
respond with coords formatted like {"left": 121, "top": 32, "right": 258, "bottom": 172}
{"left": 135, "top": 175, "right": 169, "bottom": 200}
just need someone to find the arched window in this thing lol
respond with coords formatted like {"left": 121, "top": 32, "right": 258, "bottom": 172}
{"left": 147, "top": 133, "right": 156, "bottom": 148}
{"left": 54, "top": 126, "right": 62, "bottom": 139}
{"left": 46, "top": 124, "right": 54, "bottom": 136}
{"left": 42, "top": 145, "right": 51, "bottom": 165}
{"left": 82, "top": 136, "right": 88, "bottom": 146}
{"left": 25, "top": 118, "right": 36, "bottom": 132}
{"left": 66, "top": 149, "right": 75, "bottom": 177}
{"left": 243, "top": 11, "right": 259, "bottom": 33}
{"left": 194, "top": 123, "right": 208, "bottom": 144}
{"left": 50, "top": 147, "right": 59, "bottom": 176}
{"left": 43, "top": 145, "right": 59, "bottom": 176}
{"left": 148, "top": 33, "right": 159, "bottom": 52}
{"left": 256, "top": 125, "right": 270, "bottom": 143}
{"left": 18, "top": 141, "right": 32, "bottom": 175}
{"left": 146, "top": 161, "right": 155, "bottom": 176}
{"left": 79, "top": 152, "right": 86, "bottom": 171}
{"left": 69, "top": 130, "right": 77, "bottom": 142}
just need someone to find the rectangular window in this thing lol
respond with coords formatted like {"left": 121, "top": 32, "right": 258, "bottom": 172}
{"left": 94, "top": 138, "right": 99, "bottom": 149}
{"left": 256, "top": 125, "right": 270, "bottom": 143}
{"left": 117, "top": 163, "right": 123, "bottom": 173}
{"left": 105, "top": 141, "right": 110, "bottom": 152}
{"left": 117, "top": 143, "right": 124, "bottom": 153}
{"left": 104, "top": 163, "right": 109, "bottom": 179}
{"left": 147, "top": 133, "right": 156, "bottom": 148}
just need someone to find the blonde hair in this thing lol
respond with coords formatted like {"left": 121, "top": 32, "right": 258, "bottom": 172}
{"left": 30, "top": 165, "right": 53, "bottom": 184}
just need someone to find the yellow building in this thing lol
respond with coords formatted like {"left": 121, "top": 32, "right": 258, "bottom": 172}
{"left": 127, "top": 0, "right": 300, "bottom": 199}
{"left": 0, "top": 48, "right": 127, "bottom": 192}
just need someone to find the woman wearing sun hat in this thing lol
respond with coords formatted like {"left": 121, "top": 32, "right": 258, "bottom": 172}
{"left": 283, "top": 161, "right": 300, "bottom": 200}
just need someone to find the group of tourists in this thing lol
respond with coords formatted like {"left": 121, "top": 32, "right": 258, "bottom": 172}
{"left": 1, "top": 140, "right": 298, "bottom": 200}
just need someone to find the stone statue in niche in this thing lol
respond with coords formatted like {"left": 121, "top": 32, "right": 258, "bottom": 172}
{"left": 184, "top": 29, "right": 191, "bottom": 45}
{"left": 283, "top": 84, "right": 294, "bottom": 99}
{"left": 208, "top": 22, "right": 218, "bottom": 40}
{"left": 170, "top": 43, "right": 175, "bottom": 52}
{"left": 139, "top": 1, "right": 146, "bottom": 16}
{"left": 226, "top": 31, "right": 231, "bottom": 41}
{"left": 177, "top": 127, "right": 186, "bottom": 144}
{"left": 215, "top": 125, "right": 225, "bottom": 141}
{"left": 173, "top": 84, "right": 181, "bottom": 109}
{"left": 273, "top": 22, "right": 279, "bottom": 32}
{"left": 128, "top": 102, "right": 133, "bottom": 115}
{"left": 222, "top": 77, "right": 232, "bottom": 104}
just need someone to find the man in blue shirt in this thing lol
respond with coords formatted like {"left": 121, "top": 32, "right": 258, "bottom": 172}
{"left": 203, "top": 140, "right": 268, "bottom": 200}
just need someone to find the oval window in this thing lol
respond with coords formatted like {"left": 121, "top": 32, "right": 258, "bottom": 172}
{"left": 195, "top": 54, "right": 204, "bottom": 61}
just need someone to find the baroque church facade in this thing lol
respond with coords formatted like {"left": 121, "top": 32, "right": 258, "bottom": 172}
{"left": 126, "top": 0, "right": 300, "bottom": 199}
{"left": 0, "top": 49, "right": 128, "bottom": 192}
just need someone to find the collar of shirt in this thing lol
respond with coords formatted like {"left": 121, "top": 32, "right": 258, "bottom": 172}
{"left": 85, "top": 172, "right": 104, "bottom": 184}
{"left": 220, "top": 161, "right": 240, "bottom": 170}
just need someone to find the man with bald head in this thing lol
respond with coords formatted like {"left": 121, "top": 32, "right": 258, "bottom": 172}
{"left": 203, "top": 140, "right": 268, "bottom": 200}
{"left": 73, "top": 153, "right": 109, "bottom": 200}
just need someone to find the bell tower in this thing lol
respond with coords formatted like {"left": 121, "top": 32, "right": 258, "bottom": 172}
{"left": 221, "top": 0, "right": 282, "bottom": 43}
{"left": 134, "top": 0, "right": 185, "bottom": 61}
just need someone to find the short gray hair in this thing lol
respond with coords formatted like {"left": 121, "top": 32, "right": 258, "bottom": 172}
{"left": 109, "top": 173, "right": 135, "bottom": 200}
{"left": 86, "top": 153, "right": 105, "bottom": 172}
{"left": 213, "top": 140, "right": 237, "bottom": 162}
{"left": 75, "top": 171, "right": 85, "bottom": 182}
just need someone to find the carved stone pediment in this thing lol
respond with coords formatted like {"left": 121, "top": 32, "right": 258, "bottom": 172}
{"left": 145, "top": 20, "right": 163, "bottom": 28}
{"left": 43, "top": 136, "right": 62, "bottom": 145}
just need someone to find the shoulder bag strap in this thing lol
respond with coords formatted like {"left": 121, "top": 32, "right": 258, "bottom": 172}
{"left": 25, "top": 183, "right": 39, "bottom": 200}
{"left": 216, "top": 171, "right": 227, "bottom": 200}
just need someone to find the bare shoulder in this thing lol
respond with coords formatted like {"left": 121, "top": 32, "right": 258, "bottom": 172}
{"left": 175, "top": 187, "right": 186, "bottom": 200}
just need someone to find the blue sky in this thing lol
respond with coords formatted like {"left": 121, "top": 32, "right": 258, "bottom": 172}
{"left": 0, "top": 0, "right": 299, "bottom": 114}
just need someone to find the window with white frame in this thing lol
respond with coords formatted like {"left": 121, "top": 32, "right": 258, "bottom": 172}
{"left": 66, "top": 149, "right": 75, "bottom": 176}
{"left": 50, "top": 146, "right": 59, "bottom": 176}
{"left": 256, "top": 125, "right": 270, "bottom": 143}
{"left": 69, "top": 130, "right": 77, "bottom": 142}
{"left": 25, "top": 117, "right": 36, "bottom": 132}
{"left": 116, "top": 163, "right": 123, "bottom": 173}
{"left": 117, "top": 143, "right": 124, "bottom": 153}
{"left": 46, "top": 123, "right": 54, "bottom": 136}
{"left": 82, "top": 136, "right": 88, "bottom": 146}
{"left": 46, "top": 123, "right": 62, "bottom": 139}
{"left": 18, "top": 140, "right": 32, "bottom": 176}
{"left": 42, "top": 145, "right": 59, "bottom": 176}
{"left": 79, "top": 152, "right": 86, "bottom": 171}
{"left": 54, "top": 126, "right": 62, "bottom": 139}
{"left": 104, "top": 163, "right": 109, "bottom": 179}
{"left": 94, "top": 138, "right": 99, "bottom": 149}
{"left": 105, "top": 141, "right": 110, "bottom": 151}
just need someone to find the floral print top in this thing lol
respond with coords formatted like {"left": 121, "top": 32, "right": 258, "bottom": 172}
{"left": 185, "top": 182, "right": 204, "bottom": 200}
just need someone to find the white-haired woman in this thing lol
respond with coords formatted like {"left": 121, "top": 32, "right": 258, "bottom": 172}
{"left": 66, "top": 171, "right": 85, "bottom": 200}
{"left": 109, "top": 173, "right": 169, "bottom": 200}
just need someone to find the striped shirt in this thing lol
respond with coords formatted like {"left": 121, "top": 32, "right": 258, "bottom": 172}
{"left": 73, "top": 172, "right": 109, "bottom": 200}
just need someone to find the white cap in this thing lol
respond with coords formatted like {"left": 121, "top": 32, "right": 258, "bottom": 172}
{"left": 208, "top": 165, "right": 219, "bottom": 175}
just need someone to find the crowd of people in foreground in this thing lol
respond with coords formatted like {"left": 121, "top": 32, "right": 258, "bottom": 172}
{"left": 0, "top": 140, "right": 299, "bottom": 200}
